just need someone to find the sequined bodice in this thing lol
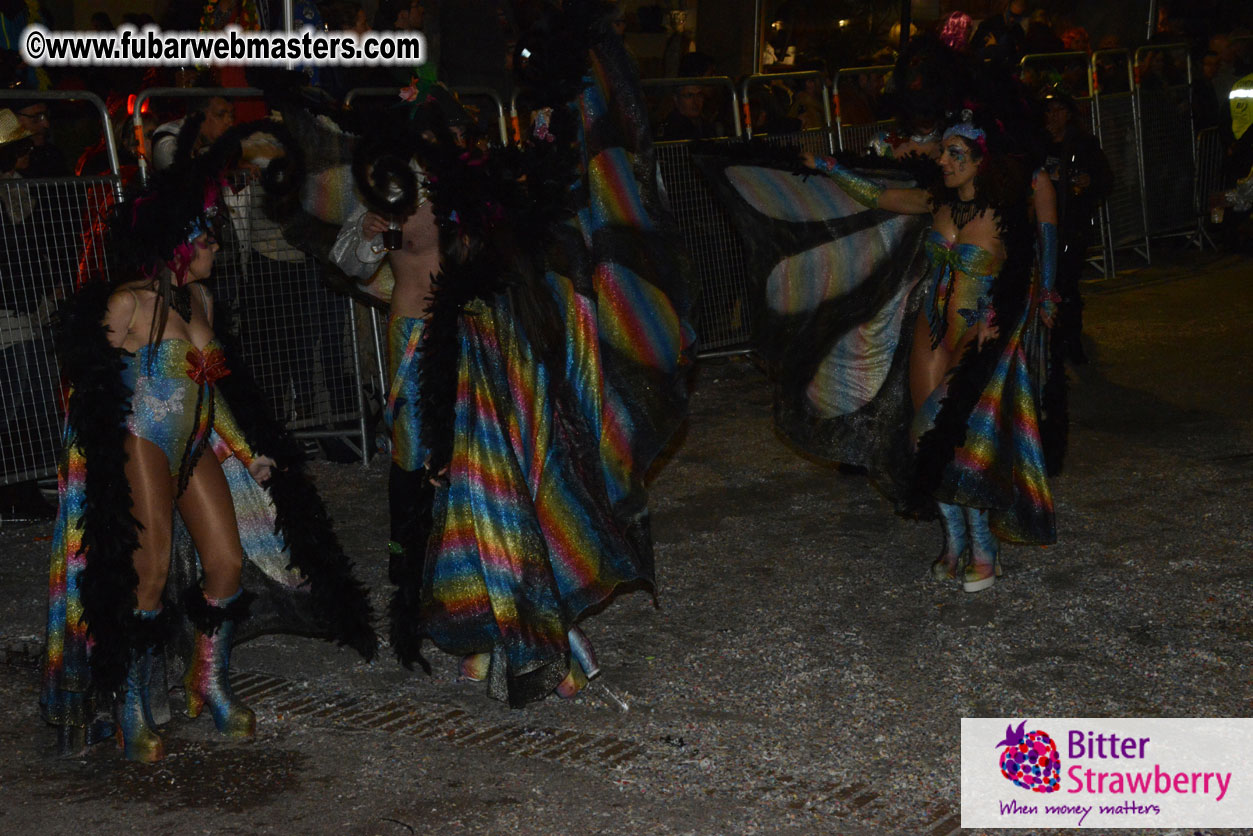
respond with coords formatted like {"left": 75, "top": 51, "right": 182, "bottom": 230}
{"left": 923, "top": 230, "right": 1004, "bottom": 350}
{"left": 924, "top": 229, "right": 1001, "bottom": 281}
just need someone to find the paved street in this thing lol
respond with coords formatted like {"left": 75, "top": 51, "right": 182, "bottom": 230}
{"left": 1, "top": 250, "right": 1250, "bottom": 835}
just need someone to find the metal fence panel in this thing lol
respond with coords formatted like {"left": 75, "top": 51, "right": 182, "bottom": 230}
{"left": 1, "top": 91, "right": 121, "bottom": 490}
{"left": 1, "top": 177, "right": 117, "bottom": 486}
{"left": 838, "top": 118, "right": 896, "bottom": 154}
{"left": 1135, "top": 45, "right": 1196, "bottom": 237}
{"left": 1138, "top": 85, "right": 1197, "bottom": 235}
{"left": 210, "top": 184, "right": 365, "bottom": 436}
{"left": 655, "top": 139, "right": 752, "bottom": 354}
{"left": 1093, "top": 92, "right": 1149, "bottom": 254}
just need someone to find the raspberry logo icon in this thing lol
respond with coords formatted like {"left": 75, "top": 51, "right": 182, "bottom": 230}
{"left": 996, "top": 721, "right": 1061, "bottom": 793}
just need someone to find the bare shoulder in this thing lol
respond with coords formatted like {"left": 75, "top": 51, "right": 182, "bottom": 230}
{"left": 103, "top": 286, "right": 141, "bottom": 346}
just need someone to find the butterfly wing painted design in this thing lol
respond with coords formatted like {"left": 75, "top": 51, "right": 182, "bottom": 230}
{"left": 691, "top": 148, "right": 934, "bottom": 502}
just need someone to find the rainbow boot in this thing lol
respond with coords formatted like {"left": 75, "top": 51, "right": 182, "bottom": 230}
{"left": 932, "top": 502, "right": 968, "bottom": 581}
{"left": 183, "top": 587, "right": 256, "bottom": 739}
{"left": 963, "top": 507, "right": 1002, "bottom": 593}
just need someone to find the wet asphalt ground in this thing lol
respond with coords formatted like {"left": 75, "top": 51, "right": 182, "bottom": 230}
{"left": 0, "top": 250, "right": 1249, "bottom": 835}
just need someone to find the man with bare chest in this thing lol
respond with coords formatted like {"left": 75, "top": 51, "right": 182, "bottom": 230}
{"left": 331, "top": 181, "right": 441, "bottom": 587}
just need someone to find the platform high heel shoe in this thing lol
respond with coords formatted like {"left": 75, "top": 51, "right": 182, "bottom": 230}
{"left": 183, "top": 587, "right": 256, "bottom": 739}
{"left": 555, "top": 626, "right": 601, "bottom": 699}
{"left": 116, "top": 608, "right": 169, "bottom": 762}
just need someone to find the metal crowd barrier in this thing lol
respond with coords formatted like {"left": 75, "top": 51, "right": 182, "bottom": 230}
{"left": 739, "top": 71, "right": 834, "bottom": 155}
{"left": 1192, "top": 126, "right": 1225, "bottom": 249}
{"left": 1134, "top": 44, "right": 1198, "bottom": 240}
{"left": 132, "top": 87, "right": 373, "bottom": 464}
{"left": 833, "top": 65, "right": 894, "bottom": 153}
{"left": 1, "top": 91, "right": 120, "bottom": 490}
{"left": 640, "top": 78, "right": 752, "bottom": 355}
{"left": 1091, "top": 49, "right": 1151, "bottom": 271}
{"left": 652, "top": 138, "right": 753, "bottom": 356}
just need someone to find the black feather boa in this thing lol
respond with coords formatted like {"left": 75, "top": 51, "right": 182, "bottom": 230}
{"left": 58, "top": 282, "right": 144, "bottom": 698}
{"left": 213, "top": 303, "right": 378, "bottom": 662}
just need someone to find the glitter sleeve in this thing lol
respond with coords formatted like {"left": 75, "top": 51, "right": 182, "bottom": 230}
{"left": 811, "top": 156, "right": 884, "bottom": 209}
{"left": 211, "top": 394, "right": 256, "bottom": 468}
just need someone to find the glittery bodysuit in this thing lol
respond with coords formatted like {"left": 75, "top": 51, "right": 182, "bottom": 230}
{"left": 121, "top": 338, "right": 233, "bottom": 481}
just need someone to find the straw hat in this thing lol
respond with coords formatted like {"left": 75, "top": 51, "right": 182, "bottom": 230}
{"left": 0, "top": 109, "right": 35, "bottom": 148}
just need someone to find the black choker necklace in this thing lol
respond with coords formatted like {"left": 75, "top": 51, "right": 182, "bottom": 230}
{"left": 170, "top": 284, "right": 192, "bottom": 322}
{"left": 949, "top": 198, "right": 980, "bottom": 229}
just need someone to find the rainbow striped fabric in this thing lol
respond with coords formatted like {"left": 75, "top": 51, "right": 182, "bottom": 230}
{"left": 420, "top": 40, "right": 694, "bottom": 705}
{"left": 911, "top": 280, "right": 1055, "bottom": 546}
{"left": 386, "top": 315, "right": 427, "bottom": 471}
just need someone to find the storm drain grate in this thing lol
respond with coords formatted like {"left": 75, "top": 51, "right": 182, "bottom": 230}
{"left": 0, "top": 651, "right": 962, "bottom": 834}
{"left": 225, "top": 670, "right": 958, "bottom": 832}
{"left": 234, "top": 672, "right": 645, "bottom": 769}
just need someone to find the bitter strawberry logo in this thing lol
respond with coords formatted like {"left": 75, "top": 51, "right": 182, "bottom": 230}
{"left": 996, "top": 721, "right": 1061, "bottom": 793}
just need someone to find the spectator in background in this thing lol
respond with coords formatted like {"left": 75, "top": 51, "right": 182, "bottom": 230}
{"left": 836, "top": 65, "right": 881, "bottom": 125}
{"left": 9, "top": 98, "right": 69, "bottom": 177}
{"left": 1207, "top": 34, "right": 1239, "bottom": 117}
{"left": 656, "top": 84, "right": 719, "bottom": 140}
{"left": 678, "top": 51, "right": 733, "bottom": 137}
{"left": 150, "top": 93, "right": 235, "bottom": 171}
{"left": 1094, "top": 36, "right": 1131, "bottom": 93}
{"left": 1023, "top": 8, "right": 1064, "bottom": 54}
{"left": 971, "top": 0, "right": 1030, "bottom": 66}
{"left": 662, "top": 9, "right": 694, "bottom": 78}
{"left": 198, "top": 0, "right": 266, "bottom": 121}
{"left": 1041, "top": 89, "right": 1111, "bottom": 365}
{"left": 786, "top": 58, "right": 828, "bottom": 132}
{"left": 1193, "top": 50, "right": 1225, "bottom": 134}
{"left": 1060, "top": 26, "right": 1090, "bottom": 55}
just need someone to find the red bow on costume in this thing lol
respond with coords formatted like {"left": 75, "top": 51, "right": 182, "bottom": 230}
{"left": 187, "top": 348, "right": 231, "bottom": 385}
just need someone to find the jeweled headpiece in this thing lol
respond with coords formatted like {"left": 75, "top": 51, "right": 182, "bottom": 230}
{"left": 942, "top": 109, "right": 987, "bottom": 154}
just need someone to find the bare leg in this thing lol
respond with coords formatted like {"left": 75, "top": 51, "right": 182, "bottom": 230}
{"left": 124, "top": 435, "right": 174, "bottom": 610}
{"left": 909, "top": 311, "right": 951, "bottom": 412}
{"left": 176, "top": 452, "right": 244, "bottom": 600}
{"left": 177, "top": 452, "right": 254, "bottom": 738}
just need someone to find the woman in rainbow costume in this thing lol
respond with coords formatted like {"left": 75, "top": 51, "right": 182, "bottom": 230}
{"left": 41, "top": 145, "right": 376, "bottom": 761}
{"left": 803, "top": 103, "right": 1055, "bottom": 592}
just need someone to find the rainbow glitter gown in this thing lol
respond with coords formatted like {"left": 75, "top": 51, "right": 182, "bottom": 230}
{"left": 41, "top": 281, "right": 377, "bottom": 748}
{"left": 392, "top": 5, "right": 696, "bottom": 706}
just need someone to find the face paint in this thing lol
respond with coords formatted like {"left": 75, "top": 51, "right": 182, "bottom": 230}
{"left": 944, "top": 142, "right": 969, "bottom": 166}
